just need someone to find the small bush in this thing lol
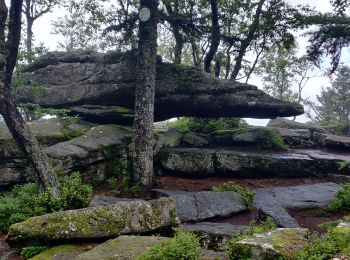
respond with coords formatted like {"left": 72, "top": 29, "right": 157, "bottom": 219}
{"left": 167, "top": 117, "right": 248, "bottom": 134}
{"left": 212, "top": 182, "right": 256, "bottom": 210}
{"left": 339, "top": 161, "right": 350, "bottom": 170}
{"left": 256, "top": 129, "right": 288, "bottom": 150}
{"left": 0, "top": 172, "right": 93, "bottom": 232}
{"left": 328, "top": 183, "right": 350, "bottom": 212}
{"left": 138, "top": 232, "right": 201, "bottom": 260}
{"left": 227, "top": 218, "right": 277, "bottom": 259}
{"left": 21, "top": 246, "right": 48, "bottom": 259}
{"left": 317, "top": 220, "right": 340, "bottom": 233}
{"left": 291, "top": 234, "right": 339, "bottom": 260}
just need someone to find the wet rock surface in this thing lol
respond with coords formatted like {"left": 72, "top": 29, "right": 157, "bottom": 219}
{"left": 153, "top": 189, "right": 247, "bottom": 222}
{"left": 17, "top": 51, "right": 304, "bottom": 121}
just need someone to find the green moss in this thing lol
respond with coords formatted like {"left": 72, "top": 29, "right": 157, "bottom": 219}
{"left": 256, "top": 129, "right": 288, "bottom": 150}
{"left": 30, "top": 244, "right": 91, "bottom": 260}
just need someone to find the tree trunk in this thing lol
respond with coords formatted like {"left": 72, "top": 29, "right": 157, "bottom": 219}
{"left": 0, "top": 0, "right": 60, "bottom": 196}
{"left": 204, "top": 0, "right": 220, "bottom": 73}
{"left": 133, "top": 0, "right": 158, "bottom": 188}
{"left": 26, "top": 16, "right": 34, "bottom": 63}
{"left": 173, "top": 29, "right": 184, "bottom": 64}
{"left": 230, "top": 0, "right": 265, "bottom": 80}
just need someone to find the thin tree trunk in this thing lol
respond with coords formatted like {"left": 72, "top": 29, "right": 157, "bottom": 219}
{"left": 204, "top": 0, "right": 220, "bottom": 73}
{"left": 0, "top": 0, "right": 60, "bottom": 196}
{"left": 26, "top": 16, "right": 34, "bottom": 63}
{"left": 133, "top": 0, "right": 158, "bottom": 188}
{"left": 230, "top": 0, "right": 265, "bottom": 80}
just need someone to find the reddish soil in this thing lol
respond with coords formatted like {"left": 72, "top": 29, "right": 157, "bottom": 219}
{"left": 155, "top": 176, "right": 330, "bottom": 192}
{"left": 0, "top": 234, "right": 23, "bottom": 260}
{"left": 289, "top": 208, "right": 350, "bottom": 233}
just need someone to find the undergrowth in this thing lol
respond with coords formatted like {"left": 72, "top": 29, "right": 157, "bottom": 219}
{"left": 167, "top": 117, "right": 248, "bottom": 134}
{"left": 212, "top": 181, "right": 256, "bottom": 210}
{"left": 0, "top": 172, "right": 93, "bottom": 232}
{"left": 137, "top": 231, "right": 200, "bottom": 260}
{"left": 256, "top": 128, "right": 288, "bottom": 150}
{"left": 328, "top": 183, "right": 350, "bottom": 212}
{"left": 21, "top": 246, "right": 48, "bottom": 259}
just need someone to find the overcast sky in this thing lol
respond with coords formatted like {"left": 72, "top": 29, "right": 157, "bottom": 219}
{"left": 5, "top": 0, "right": 344, "bottom": 125}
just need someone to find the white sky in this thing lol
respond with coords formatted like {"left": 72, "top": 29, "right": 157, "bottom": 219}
{"left": 6, "top": 0, "right": 344, "bottom": 126}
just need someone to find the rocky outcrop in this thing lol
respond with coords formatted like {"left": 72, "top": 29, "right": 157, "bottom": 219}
{"left": 17, "top": 51, "right": 304, "bottom": 122}
{"left": 153, "top": 189, "right": 247, "bottom": 222}
{"left": 254, "top": 182, "right": 341, "bottom": 228}
{"left": 7, "top": 197, "right": 178, "bottom": 247}
{"left": 156, "top": 147, "right": 350, "bottom": 177}
{"left": 314, "top": 132, "right": 350, "bottom": 150}
{"left": 179, "top": 222, "right": 247, "bottom": 250}
{"left": 233, "top": 228, "right": 309, "bottom": 259}
{"left": 267, "top": 118, "right": 326, "bottom": 132}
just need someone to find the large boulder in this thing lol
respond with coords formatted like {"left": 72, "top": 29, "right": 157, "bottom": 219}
{"left": 7, "top": 197, "right": 178, "bottom": 247}
{"left": 314, "top": 132, "right": 350, "bottom": 150}
{"left": 17, "top": 51, "right": 304, "bottom": 121}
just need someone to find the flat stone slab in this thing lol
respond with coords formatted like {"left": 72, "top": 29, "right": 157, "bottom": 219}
{"left": 179, "top": 222, "right": 247, "bottom": 250}
{"left": 235, "top": 228, "right": 309, "bottom": 259}
{"left": 89, "top": 195, "right": 143, "bottom": 207}
{"left": 254, "top": 182, "right": 341, "bottom": 228}
{"left": 153, "top": 189, "right": 247, "bottom": 222}
{"left": 7, "top": 197, "right": 178, "bottom": 247}
{"left": 314, "top": 132, "right": 350, "bottom": 150}
{"left": 157, "top": 147, "right": 350, "bottom": 177}
{"left": 75, "top": 236, "right": 169, "bottom": 260}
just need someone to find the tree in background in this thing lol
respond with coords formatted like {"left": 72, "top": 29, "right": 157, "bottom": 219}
{"left": 308, "top": 65, "right": 350, "bottom": 135}
{"left": 0, "top": 0, "right": 61, "bottom": 196}
{"left": 256, "top": 44, "right": 315, "bottom": 103}
{"left": 22, "top": 0, "right": 59, "bottom": 62}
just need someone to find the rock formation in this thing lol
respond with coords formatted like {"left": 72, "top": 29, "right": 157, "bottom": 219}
{"left": 16, "top": 51, "right": 304, "bottom": 122}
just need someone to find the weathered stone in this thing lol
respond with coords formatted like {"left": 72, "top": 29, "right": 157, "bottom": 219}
{"left": 17, "top": 51, "right": 304, "bottom": 120}
{"left": 70, "top": 105, "right": 134, "bottom": 124}
{"left": 153, "top": 189, "right": 247, "bottom": 222}
{"left": 153, "top": 128, "right": 182, "bottom": 154}
{"left": 314, "top": 132, "right": 350, "bottom": 150}
{"left": 157, "top": 147, "right": 350, "bottom": 178}
{"left": 179, "top": 222, "right": 247, "bottom": 250}
{"left": 199, "top": 249, "right": 230, "bottom": 260}
{"left": 90, "top": 195, "right": 143, "bottom": 207}
{"left": 254, "top": 183, "right": 341, "bottom": 228}
{"left": 74, "top": 236, "right": 169, "bottom": 260}
{"left": 7, "top": 197, "right": 179, "bottom": 247}
{"left": 182, "top": 132, "right": 209, "bottom": 147}
{"left": 234, "top": 228, "right": 309, "bottom": 260}
{"left": 267, "top": 118, "right": 326, "bottom": 133}
{"left": 31, "top": 244, "right": 96, "bottom": 260}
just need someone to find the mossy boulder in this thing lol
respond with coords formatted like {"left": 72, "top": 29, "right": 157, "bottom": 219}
{"left": 75, "top": 235, "right": 169, "bottom": 260}
{"left": 30, "top": 244, "right": 96, "bottom": 260}
{"left": 7, "top": 197, "right": 179, "bottom": 247}
{"left": 233, "top": 228, "right": 309, "bottom": 259}
{"left": 182, "top": 132, "right": 209, "bottom": 147}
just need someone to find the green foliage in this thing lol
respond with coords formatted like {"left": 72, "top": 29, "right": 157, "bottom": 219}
{"left": 19, "top": 103, "right": 70, "bottom": 118}
{"left": 167, "top": 117, "right": 248, "bottom": 134}
{"left": 227, "top": 218, "right": 277, "bottom": 260}
{"left": 138, "top": 232, "right": 201, "bottom": 260}
{"left": 328, "top": 183, "right": 350, "bottom": 212}
{"left": 291, "top": 233, "right": 339, "bottom": 260}
{"left": 317, "top": 220, "right": 340, "bottom": 233}
{"left": 339, "top": 161, "right": 350, "bottom": 170}
{"left": 344, "top": 215, "right": 350, "bottom": 222}
{"left": 0, "top": 172, "right": 92, "bottom": 232}
{"left": 212, "top": 181, "right": 256, "bottom": 210}
{"left": 256, "top": 129, "right": 288, "bottom": 150}
{"left": 21, "top": 246, "right": 48, "bottom": 259}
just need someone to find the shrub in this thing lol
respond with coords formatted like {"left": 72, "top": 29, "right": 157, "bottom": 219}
{"left": 21, "top": 246, "right": 48, "bottom": 259}
{"left": 0, "top": 172, "right": 93, "bottom": 232}
{"left": 138, "top": 232, "right": 201, "bottom": 260}
{"left": 167, "top": 117, "right": 248, "bottom": 134}
{"left": 328, "top": 183, "right": 350, "bottom": 212}
{"left": 291, "top": 234, "right": 339, "bottom": 260}
{"left": 212, "top": 182, "right": 256, "bottom": 210}
{"left": 227, "top": 218, "right": 277, "bottom": 259}
{"left": 256, "top": 129, "right": 288, "bottom": 150}
{"left": 339, "top": 161, "right": 350, "bottom": 170}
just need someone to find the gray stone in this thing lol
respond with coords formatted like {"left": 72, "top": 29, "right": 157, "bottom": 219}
{"left": 153, "top": 128, "right": 182, "bottom": 154}
{"left": 179, "top": 222, "right": 247, "bottom": 250}
{"left": 7, "top": 197, "right": 179, "bottom": 247}
{"left": 199, "top": 249, "right": 230, "bottom": 260}
{"left": 153, "top": 189, "right": 247, "bottom": 222}
{"left": 254, "top": 183, "right": 342, "bottom": 228}
{"left": 17, "top": 51, "right": 304, "bottom": 120}
{"left": 267, "top": 118, "right": 326, "bottom": 133}
{"left": 89, "top": 195, "right": 143, "bottom": 207}
{"left": 74, "top": 236, "right": 169, "bottom": 260}
{"left": 314, "top": 132, "right": 350, "bottom": 150}
{"left": 234, "top": 228, "right": 309, "bottom": 260}
{"left": 183, "top": 132, "right": 209, "bottom": 147}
